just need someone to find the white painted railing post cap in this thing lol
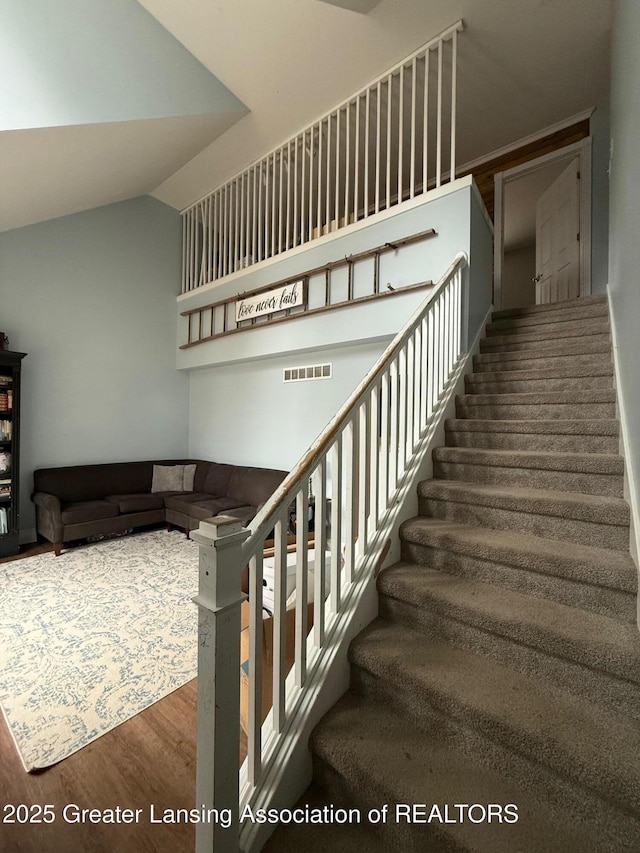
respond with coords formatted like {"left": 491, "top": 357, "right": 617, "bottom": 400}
{"left": 191, "top": 515, "right": 250, "bottom": 612}
{"left": 190, "top": 515, "right": 250, "bottom": 547}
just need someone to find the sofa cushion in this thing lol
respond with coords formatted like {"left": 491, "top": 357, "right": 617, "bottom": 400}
{"left": 105, "top": 493, "right": 166, "bottom": 513}
{"left": 227, "top": 466, "right": 288, "bottom": 508}
{"left": 183, "top": 464, "right": 197, "bottom": 491}
{"left": 202, "top": 463, "right": 235, "bottom": 497}
{"left": 184, "top": 497, "right": 247, "bottom": 521}
{"left": 61, "top": 500, "right": 119, "bottom": 525}
{"left": 163, "top": 492, "right": 215, "bottom": 512}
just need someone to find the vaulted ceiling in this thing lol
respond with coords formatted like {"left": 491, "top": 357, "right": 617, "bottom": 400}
{"left": 0, "top": 0, "right": 613, "bottom": 232}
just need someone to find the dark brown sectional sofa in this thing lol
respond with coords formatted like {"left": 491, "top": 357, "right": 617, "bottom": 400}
{"left": 32, "top": 459, "right": 288, "bottom": 555}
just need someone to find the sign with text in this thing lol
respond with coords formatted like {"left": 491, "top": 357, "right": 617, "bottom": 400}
{"left": 236, "top": 280, "right": 305, "bottom": 322}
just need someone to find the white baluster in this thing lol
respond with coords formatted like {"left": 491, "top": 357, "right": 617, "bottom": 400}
{"left": 295, "top": 489, "right": 309, "bottom": 686}
{"left": 386, "top": 75, "right": 392, "bottom": 208}
{"left": 369, "top": 383, "right": 379, "bottom": 535}
{"left": 344, "top": 417, "right": 357, "bottom": 583}
{"left": 272, "top": 514, "right": 288, "bottom": 732}
{"left": 406, "top": 334, "right": 415, "bottom": 456}
{"left": 354, "top": 100, "right": 360, "bottom": 223}
{"left": 313, "top": 459, "right": 327, "bottom": 647}
{"left": 398, "top": 345, "right": 407, "bottom": 475}
{"left": 285, "top": 146, "right": 290, "bottom": 251}
{"left": 248, "top": 550, "right": 264, "bottom": 786}
{"left": 389, "top": 358, "right": 399, "bottom": 490}
{"left": 436, "top": 39, "right": 443, "bottom": 188}
{"left": 317, "top": 120, "right": 324, "bottom": 236}
{"left": 450, "top": 29, "right": 458, "bottom": 183}
{"left": 398, "top": 63, "right": 404, "bottom": 205}
{"left": 364, "top": 89, "right": 370, "bottom": 218}
{"left": 335, "top": 108, "right": 341, "bottom": 229}
{"left": 423, "top": 49, "right": 430, "bottom": 193}
{"left": 325, "top": 114, "right": 331, "bottom": 233}
{"left": 300, "top": 135, "right": 306, "bottom": 246}
{"left": 181, "top": 214, "right": 187, "bottom": 293}
{"left": 375, "top": 83, "right": 381, "bottom": 214}
{"left": 330, "top": 436, "right": 343, "bottom": 614}
{"left": 410, "top": 56, "right": 417, "bottom": 198}
{"left": 379, "top": 370, "right": 390, "bottom": 509}
{"left": 344, "top": 104, "right": 351, "bottom": 227}
{"left": 358, "top": 400, "right": 370, "bottom": 553}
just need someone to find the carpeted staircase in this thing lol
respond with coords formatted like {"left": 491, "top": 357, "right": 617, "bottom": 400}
{"left": 266, "top": 294, "right": 640, "bottom": 852}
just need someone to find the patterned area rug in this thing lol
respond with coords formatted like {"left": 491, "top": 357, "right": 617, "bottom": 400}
{"left": 0, "top": 530, "right": 198, "bottom": 771}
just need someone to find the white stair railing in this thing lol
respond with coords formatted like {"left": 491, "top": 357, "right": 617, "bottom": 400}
{"left": 192, "top": 251, "right": 468, "bottom": 852}
{"left": 181, "top": 20, "right": 463, "bottom": 294}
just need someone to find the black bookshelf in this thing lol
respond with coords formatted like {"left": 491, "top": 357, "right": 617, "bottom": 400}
{"left": 0, "top": 350, "right": 26, "bottom": 558}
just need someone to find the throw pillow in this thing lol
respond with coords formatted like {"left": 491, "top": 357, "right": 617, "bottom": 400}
{"left": 151, "top": 464, "right": 185, "bottom": 493}
{"left": 183, "top": 464, "right": 196, "bottom": 492}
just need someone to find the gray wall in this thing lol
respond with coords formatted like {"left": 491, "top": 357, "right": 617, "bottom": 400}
{"left": 189, "top": 341, "right": 386, "bottom": 470}
{"left": 609, "top": 0, "right": 640, "bottom": 541}
{"left": 469, "top": 191, "right": 495, "bottom": 337}
{"left": 591, "top": 98, "right": 611, "bottom": 294}
{"left": 0, "top": 196, "right": 188, "bottom": 534}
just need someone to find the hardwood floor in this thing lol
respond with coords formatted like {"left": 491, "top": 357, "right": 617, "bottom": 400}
{"left": 0, "top": 543, "right": 247, "bottom": 853}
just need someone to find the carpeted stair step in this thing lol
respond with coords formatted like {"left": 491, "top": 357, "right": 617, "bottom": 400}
{"left": 464, "top": 363, "right": 614, "bottom": 394}
{"left": 432, "top": 446, "right": 624, "bottom": 497}
{"left": 399, "top": 517, "right": 636, "bottom": 621}
{"left": 473, "top": 348, "right": 611, "bottom": 373}
{"left": 484, "top": 316, "right": 608, "bottom": 342}
{"left": 491, "top": 294, "right": 607, "bottom": 322}
{"left": 487, "top": 300, "right": 608, "bottom": 333}
{"left": 456, "top": 389, "right": 616, "bottom": 421}
{"left": 310, "top": 692, "right": 625, "bottom": 852}
{"left": 349, "top": 620, "right": 640, "bottom": 827}
{"left": 444, "top": 418, "right": 619, "bottom": 453}
{"left": 263, "top": 784, "right": 385, "bottom": 852}
{"left": 480, "top": 330, "right": 610, "bottom": 355}
{"left": 377, "top": 563, "right": 640, "bottom": 718}
{"left": 418, "top": 480, "right": 630, "bottom": 551}
{"left": 467, "top": 362, "right": 615, "bottom": 383}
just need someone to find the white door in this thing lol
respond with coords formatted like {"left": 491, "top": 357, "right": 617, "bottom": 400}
{"left": 535, "top": 158, "right": 580, "bottom": 304}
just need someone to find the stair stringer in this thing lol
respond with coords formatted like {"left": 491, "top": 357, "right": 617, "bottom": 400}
{"left": 241, "top": 308, "right": 493, "bottom": 853}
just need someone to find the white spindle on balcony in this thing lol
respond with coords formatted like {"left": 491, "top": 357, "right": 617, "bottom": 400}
{"left": 181, "top": 20, "right": 463, "bottom": 293}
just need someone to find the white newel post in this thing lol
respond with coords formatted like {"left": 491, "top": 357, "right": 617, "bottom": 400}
{"left": 192, "top": 515, "right": 249, "bottom": 853}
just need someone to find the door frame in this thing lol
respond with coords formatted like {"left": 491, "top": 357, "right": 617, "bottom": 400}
{"left": 493, "top": 137, "right": 592, "bottom": 310}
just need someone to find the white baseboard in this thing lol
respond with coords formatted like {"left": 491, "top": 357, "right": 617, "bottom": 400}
{"left": 607, "top": 287, "right": 640, "bottom": 624}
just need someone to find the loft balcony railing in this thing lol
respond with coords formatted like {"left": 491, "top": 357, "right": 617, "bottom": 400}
{"left": 181, "top": 20, "right": 463, "bottom": 294}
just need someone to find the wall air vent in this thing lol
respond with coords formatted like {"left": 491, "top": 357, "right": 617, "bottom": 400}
{"left": 283, "top": 363, "right": 332, "bottom": 383}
